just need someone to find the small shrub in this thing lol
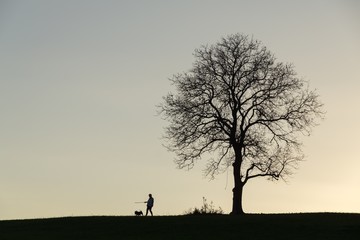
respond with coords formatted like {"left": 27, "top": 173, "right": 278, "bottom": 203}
{"left": 184, "top": 197, "right": 224, "bottom": 215}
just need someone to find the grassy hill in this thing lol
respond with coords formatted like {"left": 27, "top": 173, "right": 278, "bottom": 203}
{"left": 1, "top": 213, "right": 360, "bottom": 240}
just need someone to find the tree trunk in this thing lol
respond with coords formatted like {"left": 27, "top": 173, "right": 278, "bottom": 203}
{"left": 231, "top": 161, "right": 245, "bottom": 215}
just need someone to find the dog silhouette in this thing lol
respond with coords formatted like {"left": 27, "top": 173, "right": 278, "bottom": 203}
{"left": 134, "top": 210, "right": 143, "bottom": 216}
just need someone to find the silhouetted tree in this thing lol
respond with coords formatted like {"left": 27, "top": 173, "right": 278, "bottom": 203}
{"left": 159, "top": 34, "right": 324, "bottom": 215}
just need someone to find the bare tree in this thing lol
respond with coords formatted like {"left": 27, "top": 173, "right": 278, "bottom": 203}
{"left": 159, "top": 34, "right": 324, "bottom": 215}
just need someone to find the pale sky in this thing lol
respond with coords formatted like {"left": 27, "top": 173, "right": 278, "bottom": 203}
{"left": 1, "top": 0, "right": 359, "bottom": 220}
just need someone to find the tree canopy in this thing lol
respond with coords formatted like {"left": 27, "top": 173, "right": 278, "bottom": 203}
{"left": 159, "top": 33, "right": 324, "bottom": 214}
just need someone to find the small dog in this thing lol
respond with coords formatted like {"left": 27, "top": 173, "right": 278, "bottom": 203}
{"left": 134, "top": 210, "right": 143, "bottom": 216}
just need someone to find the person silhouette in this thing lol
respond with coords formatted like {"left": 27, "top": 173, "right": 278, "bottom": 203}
{"left": 145, "top": 194, "right": 154, "bottom": 216}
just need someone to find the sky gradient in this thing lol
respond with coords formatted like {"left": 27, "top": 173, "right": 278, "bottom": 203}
{"left": 1, "top": 0, "right": 359, "bottom": 220}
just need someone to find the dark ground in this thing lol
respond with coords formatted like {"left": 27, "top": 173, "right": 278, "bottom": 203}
{"left": 1, "top": 213, "right": 360, "bottom": 240}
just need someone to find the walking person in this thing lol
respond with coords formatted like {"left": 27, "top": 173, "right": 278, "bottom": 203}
{"left": 145, "top": 194, "right": 154, "bottom": 216}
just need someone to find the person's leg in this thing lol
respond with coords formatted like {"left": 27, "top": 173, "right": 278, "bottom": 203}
{"left": 149, "top": 207, "right": 153, "bottom": 216}
{"left": 146, "top": 207, "right": 149, "bottom": 216}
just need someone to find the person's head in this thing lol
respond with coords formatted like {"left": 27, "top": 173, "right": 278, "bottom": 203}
{"left": 149, "top": 194, "right": 152, "bottom": 198}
